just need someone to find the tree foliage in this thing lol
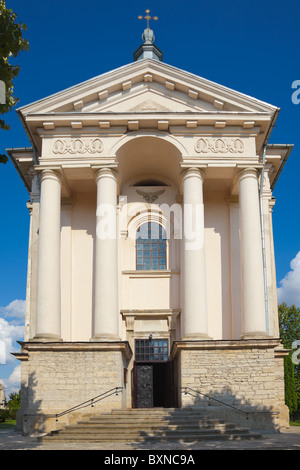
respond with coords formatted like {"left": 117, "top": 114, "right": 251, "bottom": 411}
{"left": 0, "top": 0, "right": 29, "bottom": 163}
{"left": 7, "top": 389, "right": 21, "bottom": 410}
{"left": 279, "top": 302, "right": 300, "bottom": 414}
{"left": 284, "top": 354, "right": 298, "bottom": 416}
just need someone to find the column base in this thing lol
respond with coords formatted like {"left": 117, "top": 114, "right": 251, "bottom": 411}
{"left": 90, "top": 333, "right": 121, "bottom": 342}
{"left": 30, "top": 333, "right": 63, "bottom": 342}
{"left": 240, "top": 331, "right": 271, "bottom": 340}
{"left": 182, "top": 333, "right": 213, "bottom": 341}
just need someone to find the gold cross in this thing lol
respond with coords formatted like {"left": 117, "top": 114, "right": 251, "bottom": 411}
{"left": 138, "top": 9, "right": 158, "bottom": 29}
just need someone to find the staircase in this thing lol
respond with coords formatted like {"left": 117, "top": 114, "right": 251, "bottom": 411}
{"left": 41, "top": 408, "right": 262, "bottom": 443}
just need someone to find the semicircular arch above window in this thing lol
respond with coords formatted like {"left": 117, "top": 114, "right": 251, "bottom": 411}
{"left": 133, "top": 178, "right": 168, "bottom": 186}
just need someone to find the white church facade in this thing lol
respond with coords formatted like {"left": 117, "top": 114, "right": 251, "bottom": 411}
{"left": 8, "top": 25, "right": 293, "bottom": 434}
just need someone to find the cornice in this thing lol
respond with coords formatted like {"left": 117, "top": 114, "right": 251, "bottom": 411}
{"left": 18, "top": 340, "right": 133, "bottom": 360}
{"left": 170, "top": 338, "right": 283, "bottom": 360}
{"left": 18, "top": 59, "right": 278, "bottom": 116}
{"left": 25, "top": 112, "right": 269, "bottom": 147}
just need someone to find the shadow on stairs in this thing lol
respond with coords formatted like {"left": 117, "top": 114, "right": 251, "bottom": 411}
{"left": 39, "top": 408, "right": 262, "bottom": 443}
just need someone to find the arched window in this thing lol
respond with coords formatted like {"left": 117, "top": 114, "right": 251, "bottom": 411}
{"left": 136, "top": 222, "right": 166, "bottom": 270}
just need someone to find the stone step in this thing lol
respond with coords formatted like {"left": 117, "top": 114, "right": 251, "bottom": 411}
{"left": 41, "top": 408, "right": 262, "bottom": 443}
{"left": 43, "top": 430, "right": 262, "bottom": 442}
{"left": 74, "top": 415, "right": 229, "bottom": 425}
{"left": 74, "top": 420, "right": 230, "bottom": 428}
{"left": 109, "top": 407, "right": 205, "bottom": 415}
{"left": 61, "top": 422, "right": 237, "bottom": 433}
{"left": 93, "top": 409, "right": 208, "bottom": 420}
{"left": 84, "top": 415, "right": 212, "bottom": 425}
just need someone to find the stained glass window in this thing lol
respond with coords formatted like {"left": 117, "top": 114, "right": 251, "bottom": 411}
{"left": 136, "top": 222, "right": 166, "bottom": 270}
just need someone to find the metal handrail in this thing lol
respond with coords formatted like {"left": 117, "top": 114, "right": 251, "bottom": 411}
{"left": 51, "top": 387, "right": 123, "bottom": 421}
{"left": 181, "top": 386, "right": 249, "bottom": 419}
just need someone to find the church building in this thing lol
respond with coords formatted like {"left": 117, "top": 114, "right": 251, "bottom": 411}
{"left": 8, "top": 14, "right": 293, "bottom": 434}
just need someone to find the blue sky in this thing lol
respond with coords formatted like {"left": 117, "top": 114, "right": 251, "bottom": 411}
{"left": 0, "top": 0, "right": 299, "bottom": 397}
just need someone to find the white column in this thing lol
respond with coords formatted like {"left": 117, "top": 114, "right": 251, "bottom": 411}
{"left": 182, "top": 168, "right": 211, "bottom": 340}
{"left": 238, "top": 168, "right": 268, "bottom": 338}
{"left": 34, "top": 169, "right": 62, "bottom": 341}
{"left": 92, "top": 168, "right": 120, "bottom": 341}
{"left": 227, "top": 196, "right": 242, "bottom": 338}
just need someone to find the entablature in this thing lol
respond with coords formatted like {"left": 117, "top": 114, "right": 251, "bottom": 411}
{"left": 36, "top": 119, "right": 262, "bottom": 162}
{"left": 24, "top": 111, "right": 272, "bottom": 157}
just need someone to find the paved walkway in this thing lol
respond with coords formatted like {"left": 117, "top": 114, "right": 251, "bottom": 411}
{"left": 0, "top": 427, "right": 300, "bottom": 450}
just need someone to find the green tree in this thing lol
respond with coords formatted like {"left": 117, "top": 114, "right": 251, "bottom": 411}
{"left": 0, "top": 0, "right": 29, "bottom": 163}
{"left": 279, "top": 302, "right": 300, "bottom": 414}
{"left": 284, "top": 354, "right": 298, "bottom": 416}
{"left": 7, "top": 389, "right": 21, "bottom": 410}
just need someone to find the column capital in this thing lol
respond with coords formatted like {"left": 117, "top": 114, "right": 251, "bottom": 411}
{"left": 236, "top": 166, "right": 259, "bottom": 183}
{"left": 180, "top": 167, "right": 206, "bottom": 190}
{"left": 91, "top": 163, "right": 118, "bottom": 178}
{"left": 38, "top": 168, "right": 63, "bottom": 184}
{"left": 94, "top": 166, "right": 119, "bottom": 182}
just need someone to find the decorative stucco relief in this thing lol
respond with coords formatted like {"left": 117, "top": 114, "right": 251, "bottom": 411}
{"left": 136, "top": 189, "right": 165, "bottom": 203}
{"left": 195, "top": 137, "right": 244, "bottom": 154}
{"left": 52, "top": 138, "right": 103, "bottom": 155}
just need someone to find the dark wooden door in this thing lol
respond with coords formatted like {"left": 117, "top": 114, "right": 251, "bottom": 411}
{"left": 133, "top": 363, "right": 154, "bottom": 408}
{"left": 132, "top": 361, "right": 177, "bottom": 408}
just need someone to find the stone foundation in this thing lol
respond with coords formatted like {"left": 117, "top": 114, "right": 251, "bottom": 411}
{"left": 172, "top": 338, "right": 290, "bottom": 431}
{"left": 15, "top": 338, "right": 289, "bottom": 435}
{"left": 15, "top": 341, "right": 132, "bottom": 434}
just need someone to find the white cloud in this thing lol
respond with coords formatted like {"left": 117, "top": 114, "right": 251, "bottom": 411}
{"left": 0, "top": 299, "right": 25, "bottom": 398}
{"left": 0, "top": 317, "right": 24, "bottom": 364}
{"left": 0, "top": 365, "right": 21, "bottom": 398}
{"left": 0, "top": 299, "right": 26, "bottom": 321}
{"left": 277, "top": 251, "right": 300, "bottom": 307}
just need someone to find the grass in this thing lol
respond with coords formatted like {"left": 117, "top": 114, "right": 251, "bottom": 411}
{"left": 0, "top": 420, "right": 16, "bottom": 429}
{"left": 290, "top": 420, "right": 300, "bottom": 426}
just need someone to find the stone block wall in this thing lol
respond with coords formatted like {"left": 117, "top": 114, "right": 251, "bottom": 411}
{"left": 17, "top": 342, "right": 132, "bottom": 434}
{"left": 173, "top": 339, "right": 289, "bottom": 430}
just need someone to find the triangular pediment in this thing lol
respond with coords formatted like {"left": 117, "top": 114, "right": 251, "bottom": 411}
{"left": 9, "top": 60, "right": 292, "bottom": 196}
{"left": 18, "top": 59, "right": 278, "bottom": 117}
{"left": 75, "top": 82, "right": 216, "bottom": 114}
{"left": 128, "top": 97, "right": 172, "bottom": 112}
